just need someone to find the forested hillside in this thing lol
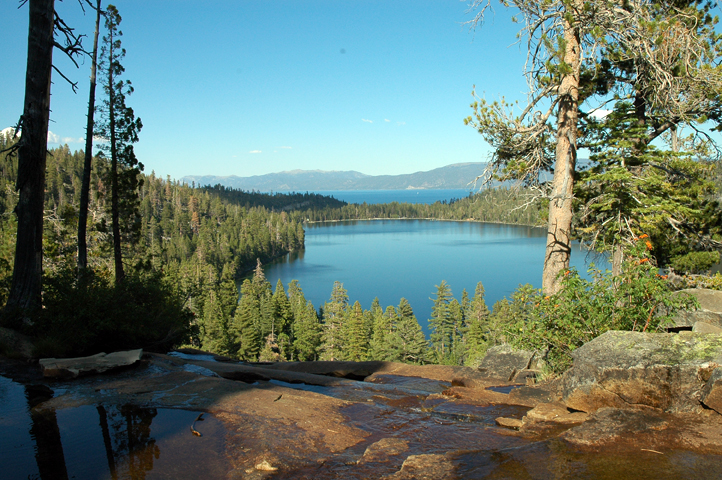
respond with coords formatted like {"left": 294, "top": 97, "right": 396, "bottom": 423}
{"left": 0, "top": 132, "right": 542, "bottom": 363}
{"left": 0, "top": 132, "right": 340, "bottom": 355}
{"left": 293, "top": 188, "right": 545, "bottom": 226}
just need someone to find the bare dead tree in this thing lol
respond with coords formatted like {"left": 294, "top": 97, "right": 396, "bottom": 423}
{"left": 77, "top": 0, "right": 102, "bottom": 273}
{"left": 5, "top": 0, "right": 85, "bottom": 320}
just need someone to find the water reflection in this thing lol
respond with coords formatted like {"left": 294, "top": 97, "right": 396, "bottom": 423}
{"left": 102, "top": 405, "right": 160, "bottom": 479}
{"left": 26, "top": 385, "right": 68, "bottom": 480}
{"left": 0, "top": 375, "right": 228, "bottom": 480}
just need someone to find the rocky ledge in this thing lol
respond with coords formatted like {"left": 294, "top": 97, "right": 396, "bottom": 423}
{"left": 2, "top": 339, "right": 722, "bottom": 479}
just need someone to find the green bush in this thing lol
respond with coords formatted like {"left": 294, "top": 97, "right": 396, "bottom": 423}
{"left": 670, "top": 251, "right": 720, "bottom": 275}
{"left": 491, "top": 236, "right": 698, "bottom": 372}
{"left": 31, "top": 266, "right": 193, "bottom": 357}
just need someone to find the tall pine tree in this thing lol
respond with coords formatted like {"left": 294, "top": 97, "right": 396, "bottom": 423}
{"left": 320, "top": 281, "right": 348, "bottom": 361}
{"left": 95, "top": 4, "right": 143, "bottom": 283}
{"left": 429, "top": 280, "right": 454, "bottom": 362}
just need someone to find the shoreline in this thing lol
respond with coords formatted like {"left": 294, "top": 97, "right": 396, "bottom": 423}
{"left": 303, "top": 217, "right": 543, "bottom": 229}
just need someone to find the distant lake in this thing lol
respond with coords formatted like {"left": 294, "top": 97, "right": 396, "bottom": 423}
{"left": 261, "top": 220, "right": 607, "bottom": 334}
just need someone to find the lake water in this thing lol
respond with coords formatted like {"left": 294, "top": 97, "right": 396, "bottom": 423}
{"left": 262, "top": 220, "right": 606, "bottom": 333}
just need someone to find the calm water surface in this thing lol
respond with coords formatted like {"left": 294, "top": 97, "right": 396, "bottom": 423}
{"left": 262, "top": 220, "right": 606, "bottom": 332}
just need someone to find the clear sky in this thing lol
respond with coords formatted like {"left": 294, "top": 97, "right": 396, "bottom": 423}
{"left": 2, "top": 1, "right": 530, "bottom": 180}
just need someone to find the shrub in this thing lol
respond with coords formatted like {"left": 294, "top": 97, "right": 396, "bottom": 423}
{"left": 492, "top": 236, "right": 698, "bottom": 372}
{"left": 31, "top": 266, "right": 193, "bottom": 357}
{"left": 670, "top": 251, "right": 720, "bottom": 275}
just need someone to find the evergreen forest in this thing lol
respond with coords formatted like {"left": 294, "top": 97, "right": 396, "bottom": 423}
{"left": 4, "top": 0, "right": 722, "bottom": 377}
{"left": 0, "top": 131, "right": 534, "bottom": 365}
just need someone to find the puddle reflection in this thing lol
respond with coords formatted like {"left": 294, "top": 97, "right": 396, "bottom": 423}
{"left": 0, "top": 375, "right": 229, "bottom": 479}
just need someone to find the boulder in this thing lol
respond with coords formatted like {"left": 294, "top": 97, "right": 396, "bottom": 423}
{"left": 478, "top": 345, "right": 536, "bottom": 381}
{"left": 561, "top": 407, "right": 671, "bottom": 449}
{"left": 522, "top": 402, "right": 589, "bottom": 425}
{"left": 495, "top": 417, "right": 523, "bottom": 429}
{"left": 693, "top": 321, "right": 722, "bottom": 334}
{"left": 388, "top": 454, "right": 456, "bottom": 480}
{"left": 682, "top": 288, "right": 722, "bottom": 312}
{"left": 39, "top": 349, "right": 143, "bottom": 378}
{"left": 358, "top": 438, "right": 409, "bottom": 463}
{"left": 0, "top": 326, "right": 35, "bottom": 359}
{"left": 562, "top": 331, "right": 722, "bottom": 413}
{"left": 668, "top": 289, "right": 722, "bottom": 329}
{"left": 512, "top": 369, "right": 539, "bottom": 384}
{"left": 701, "top": 367, "right": 722, "bottom": 414}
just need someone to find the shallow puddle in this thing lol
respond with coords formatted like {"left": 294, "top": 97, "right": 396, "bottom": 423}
{"left": 455, "top": 438, "right": 722, "bottom": 479}
{"left": 486, "top": 384, "right": 525, "bottom": 394}
{"left": 0, "top": 375, "right": 231, "bottom": 479}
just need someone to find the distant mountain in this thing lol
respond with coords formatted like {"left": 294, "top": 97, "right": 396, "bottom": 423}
{"left": 182, "top": 162, "right": 487, "bottom": 191}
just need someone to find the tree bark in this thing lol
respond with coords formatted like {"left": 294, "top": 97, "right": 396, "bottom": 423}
{"left": 542, "top": 8, "right": 580, "bottom": 295}
{"left": 6, "top": 0, "right": 55, "bottom": 316}
{"left": 77, "top": 0, "right": 102, "bottom": 273}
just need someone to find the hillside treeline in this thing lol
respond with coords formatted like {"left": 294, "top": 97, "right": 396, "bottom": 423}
{"left": 293, "top": 189, "right": 545, "bottom": 226}
{"left": 0, "top": 134, "right": 338, "bottom": 355}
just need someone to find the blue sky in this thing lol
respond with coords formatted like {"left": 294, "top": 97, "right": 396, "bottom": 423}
{"left": 2, "top": 1, "right": 530, "bottom": 180}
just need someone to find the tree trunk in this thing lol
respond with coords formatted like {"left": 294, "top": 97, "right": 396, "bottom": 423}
{"left": 611, "top": 243, "right": 623, "bottom": 276}
{"left": 6, "top": 0, "right": 55, "bottom": 317}
{"left": 77, "top": 0, "right": 101, "bottom": 273}
{"left": 542, "top": 8, "right": 580, "bottom": 295}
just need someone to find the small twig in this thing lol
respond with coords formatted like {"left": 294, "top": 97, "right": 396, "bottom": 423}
{"left": 190, "top": 413, "right": 204, "bottom": 437}
{"left": 642, "top": 303, "right": 658, "bottom": 333}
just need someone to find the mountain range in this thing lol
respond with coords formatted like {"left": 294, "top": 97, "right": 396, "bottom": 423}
{"left": 182, "top": 162, "right": 487, "bottom": 191}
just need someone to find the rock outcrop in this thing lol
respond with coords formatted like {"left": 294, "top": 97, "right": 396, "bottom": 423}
{"left": 701, "top": 366, "right": 722, "bottom": 414}
{"left": 477, "top": 345, "right": 536, "bottom": 381}
{"left": 562, "top": 331, "right": 722, "bottom": 413}
{"left": 0, "top": 327, "right": 35, "bottom": 359}
{"left": 669, "top": 288, "right": 722, "bottom": 330}
{"left": 39, "top": 349, "right": 143, "bottom": 378}
{"left": 4, "top": 343, "right": 722, "bottom": 479}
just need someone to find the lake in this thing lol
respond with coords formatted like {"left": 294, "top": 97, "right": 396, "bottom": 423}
{"left": 261, "top": 220, "right": 606, "bottom": 333}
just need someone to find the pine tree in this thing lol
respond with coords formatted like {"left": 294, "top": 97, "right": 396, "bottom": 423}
{"left": 200, "top": 289, "right": 232, "bottom": 355}
{"left": 429, "top": 280, "right": 454, "bottom": 362}
{"left": 293, "top": 301, "right": 322, "bottom": 361}
{"left": 390, "top": 298, "right": 428, "bottom": 364}
{"left": 287, "top": 279, "right": 306, "bottom": 319}
{"left": 218, "top": 263, "right": 238, "bottom": 319}
{"left": 233, "top": 279, "right": 261, "bottom": 360}
{"left": 271, "top": 279, "right": 293, "bottom": 341}
{"left": 250, "top": 259, "right": 274, "bottom": 339}
{"left": 449, "top": 298, "right": 465, "bottom": 365}
{"left": 368, "top": 299, "right": 394, "bottom": 361}
{"left": 320, "top": 281, "right": 348, "bottom": 361}
{"left": 343, "top": 301, "right": 368, "bottom": 361}
{"left": 465, "top": 282, "right": 490, "bottom": 366}
{"left": 95, "top": 4, "right": 143, "bottom": 283}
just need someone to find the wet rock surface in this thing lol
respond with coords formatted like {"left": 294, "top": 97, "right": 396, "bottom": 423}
{"left": 2, "top": 349, "right": 722, "bottom": 478}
